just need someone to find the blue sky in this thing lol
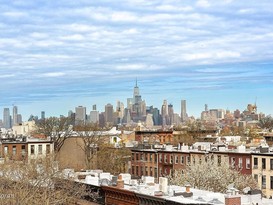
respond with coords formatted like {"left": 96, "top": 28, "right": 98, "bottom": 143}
{"left": 1, "top": 0, "right": 273, "bottom": 120}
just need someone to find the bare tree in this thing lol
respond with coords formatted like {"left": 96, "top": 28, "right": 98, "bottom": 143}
{"left": 97, "top": 144, "right": 131, "bottom": 175}
{"left": 259, "top": 115, "right": 273, "bottom": 132}
{"left": 168, "top": 157, "right": 258, "bottom": 193}
{"left": 74, "top": 123, "right": 106, "bottom": 170}
{"left": 34, "top": 117, "right": 73, "bottom": 154}
{"left": 0, "top": 156, "right": 88, "bottom": 204}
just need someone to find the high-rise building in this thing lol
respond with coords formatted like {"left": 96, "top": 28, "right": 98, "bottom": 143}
{"left": 3, "top": 108, "right": 11, "bottom": 129}
{"left": 13, "top": 105, "right": 18, "bottom": 126}
{"left": 105, "top": 103, "right": 114, "bottom": 125}
{"left": 161, "top": 100, "right": 168, "bottom": 126}
{"left": 90, "top": 110, "right": 99, "bottom": 124}
{"left": 41, "top": 111, "right": 45, "bottom": 120}
{"left": 92, "top": 104, "right": 97, "bottom": 111}
{"left": 168, "top": 104, "right": 174, "bottom": 125}
{"left": 75, "top": 106, "right": 86, "bottom": 124}
{"left": 181, "top": 100, "right": 187, "bottom": 122}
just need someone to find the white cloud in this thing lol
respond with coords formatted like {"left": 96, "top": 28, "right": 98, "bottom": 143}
{"left": 156, "top": 5, "right": 193, "bottom": 12}
{"left": 196, "top": 0, "right": 210, "bottom": 8}
{"left": 3, "top": 11, "right": 28, "bottom": 18}
{"left": 41, "top": 72, "right": 66, "bottom": 77}
{"left": 60, "top": 34, "right": 85, "bottom": 41}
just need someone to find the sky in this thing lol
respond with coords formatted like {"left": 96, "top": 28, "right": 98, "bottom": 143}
{"left": 1, "top": 0, "right": 273, "bottom": 120}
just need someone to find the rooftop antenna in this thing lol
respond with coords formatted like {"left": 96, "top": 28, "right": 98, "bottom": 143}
{"left": 135, "top": 77, "right": 138, "bottom": 87}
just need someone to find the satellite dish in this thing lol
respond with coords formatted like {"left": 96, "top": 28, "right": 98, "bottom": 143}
{"left": 243, "top": 187, "right": 251, "bottom": 194}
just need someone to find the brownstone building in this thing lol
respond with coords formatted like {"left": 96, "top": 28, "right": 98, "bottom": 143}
{"left": 135, "top": 130, "right": 173, "bottom": 145}
{"left": 1, "top": 140, "right": 27, "bottom": 161}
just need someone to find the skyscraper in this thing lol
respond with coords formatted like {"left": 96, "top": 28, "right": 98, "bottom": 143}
{"left": 13, "top": 105, "right": 18, "bottom": 126}
{"left": 41, "top": 111, "right": 45, "bottom": 120}
{"left": 75, "top": 106, "right": 86, "bottom": 125}
{"left": 3, "top": 108, "right": 11, "bottom": 129}
{"left": 181, "top": 100, "right": 187, "bottom": 122}
{"left": 105, "top": 103, "right": 114, "bottom": 125}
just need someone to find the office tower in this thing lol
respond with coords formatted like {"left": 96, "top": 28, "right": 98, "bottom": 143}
{"left": 168, "top": 104, "right": 174, "bottom": 125}
{"left": 181, "top": 100, "right": 187, "bottom": 122}
{"left": 105, "top": 103, "right": 114, "bottom": 125}
{"left": 41, "top": 111, "right": 45, "bottom": 120}
{"left": 3, "top": 108, "right": 11, "bottom": 129}
{"left": 133, "top": 79, "right": 140, "bottom": 104}
{"left": 161, "top": 100, "right": 168, "bottom": 126}
{"left": 17, "top": 114, "right": 22, "bottom": 124}
{"left": 13, "top": 105, "right": 18, "bottom": 126}
{"left": 75, "top": 106, "right": 86, "bottom": 125}
{"left": 92, "top": 104, "right": 97, "bottom": 111}
{"left": 205, "top": 104, "right": 208, "bottom": 112}
{"left": 146, "top": 114, "right": 154, "bottom": 128}
{"left": 90, "top": 110, "right": 99, "bottom": 124}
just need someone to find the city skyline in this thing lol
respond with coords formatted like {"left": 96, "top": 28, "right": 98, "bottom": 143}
{"left": 1, "top": 1, "right": 273, "bottom": 119}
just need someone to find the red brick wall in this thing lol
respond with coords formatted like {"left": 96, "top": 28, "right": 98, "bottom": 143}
{"left": 225, "top": 196, "right": 241, "bottom": 205}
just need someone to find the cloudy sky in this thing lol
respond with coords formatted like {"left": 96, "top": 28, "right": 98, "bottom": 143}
{"left": 1, "top": 0, "right": 273, "bottom": 120}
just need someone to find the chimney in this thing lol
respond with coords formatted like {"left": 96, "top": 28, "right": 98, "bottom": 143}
{"left": 225, "top": 188, "right": 241, "bottom": 205}
{"left": 116, "top": 175, "right": 124, "bottom": 189}
{"left": 186, "top": 184, "right": 191, "bottom": 193}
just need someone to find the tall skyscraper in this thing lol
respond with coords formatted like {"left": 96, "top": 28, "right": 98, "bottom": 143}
{"left": 105, "top": 103, "right": 114, "bottom": 125}
{"left": 3, "top": 108, "right": 11, "bottom": 129}
{"left": 13, "top": 105, "right": 18, "bottom": 126}
{"left": 41, "top": 111, "right": 45, "bottom": 120}
{"left": 133, "top": 79, "right": 140, "bottom": 104}
{"left": 161, "top": 100, "right": 168, "bottom": 126}
{"left": 181, "top": 100, "right": 187, "bottom": 122}
{"left": 75, "top": 106, "right": 86, "bottom": 125}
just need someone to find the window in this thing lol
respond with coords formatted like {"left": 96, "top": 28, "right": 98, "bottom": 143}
{"left": 154, "top": 154, "right": 157, "bottom": 163}
{"left": 21, "top": 145, "right": 26, "bottom": 157}
{"left": 159, "top": 168, "right": 162, "bottom": 177}
{"left": 136, "top": 153, "right": 139, "bottom": 161}
{"left": 181, "top": 156, "right": 184, "bottom": 164}
{"left": 164, "top": 168, "right": 168, "bottom": 175}
{"left": 175, "top": 155, "right": 178, "bottom": 164}
{"left": 253, "top": 157, "right": 258, "bottom": 169}
{"left": 164, "top": 155, "right": 168, "bottom": 163}
{"left": 254, "top": 174, "right": 258, "bottom": 182}
{"left": 46, "top": 144, "right": 50, "bottom": 154}
{"left": 136, "top": 166, "right": 139, "bottom": 175}
{"left": 131, "top": 166, "right": 134, "bottom": 175}
{"left": 38, "top": 145, "right": 42, "bottom": 154}
{"left": 4, "top": 146, "right": 8, "bottom": 155}
{"left": 159, "top": 154, "right": 162, "bottom": 163}
{"left": 154, "top": 168, "right": 157, "bottom": 178}
{"left": 270, "top": 159, "right": 273, "bottom": 170}
{"left": 141, "top": 153, "right": 144, "bottom": 161}
{"left": 141, "top": 166, "right": 144, "bottom": 176}
{"left": 170, "top": 155, "right": 173, "bottom": 164}
{"left": 131, "top": 153, "right": 135, "bottom": 161}
{"left": 145, "top": 166, "right": 148, "bottom": 176}
{"left": 262, "top": 158, "right": 266, "bottom": 169}
{"left": 238, "top": 158, "right": 243, "bottom": 169}
{"left": 262, "top": 175, "right": 266, "bottom": 189}
{"left": 246, "top": 158, "right": 250, "bottom": 169}
{"left": 150, "top": 154, "right": 153, "bottom": 162}
{"left": 145, "top": 153, "right": 148, "bottom": 161}
{"left": 271, "top": 176, "right": 273, "bottom": 190}
{"left": 192, "top": 156, "right": 195, "bottom": 164}
{"left": 150, "top": 167, "right": 153, "bottom": 176}
{"left": 187, "top": 156, "right": 190, "bottom": 164}
{"left": 231, "top": 157, "right": 236, "bottom": 168}
{"left": 218, "top": 156, "right": 221, "bottom": 166}
{"left": 12, "top": 146, "right": 16, "bottom": 155}
{"left": 31, "top": 145, "right": 35, "bottom": 155}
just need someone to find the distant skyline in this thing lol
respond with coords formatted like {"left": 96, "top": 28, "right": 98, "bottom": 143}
{"left": 1, "top": 0, "right": 273, "bottom": 120}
